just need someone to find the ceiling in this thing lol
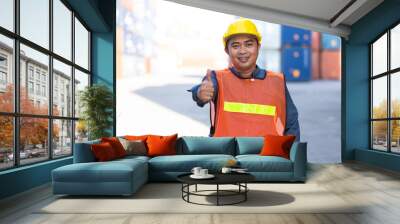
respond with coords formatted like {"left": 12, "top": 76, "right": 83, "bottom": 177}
{"left": 165, "top": 0, "right": 384, "bottom": 38}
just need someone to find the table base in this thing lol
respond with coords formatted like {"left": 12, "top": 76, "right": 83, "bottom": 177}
{"left": 181, "top": 183, "right": 249, "bottom": 206}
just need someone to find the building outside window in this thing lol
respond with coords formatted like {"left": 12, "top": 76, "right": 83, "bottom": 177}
{"left": 0, "top": 54, "right": 7, "bottom": 88}
{"left": 42, "top": 85, "right": 46, "bottom": 97}
{"left": 36, "top": 83, "right": 40, "bottom": 95}
{"left": 35, "top": 70, "right": 40, "bottom": 81}
{"left": 54, "top": 89, "right": 58, "bottom": 104}
{"left": 28, "top": 81, "right": 34, "bottom": 94}
{"left": 0, "top": 71, "right": 6, "bottom": 84}
{"left": 0, "top": 54, "right": 7, "bottom": 67}
{"left": 28, "top": 66, "right": 34, "bottom": 80}
{"left": 41, "top": 73, "right": 46, "bottom": 83}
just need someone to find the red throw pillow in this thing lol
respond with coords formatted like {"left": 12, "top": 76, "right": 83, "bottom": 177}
{"left": 91, "top": 142, "right": 117, "bottom": 161}
{"left": 259, "top": 135, "right": 296, "bottom": 159}
{"left": 146, "top": 134, "right": 178, "bottom": 157}
{"left": 101, "top": 137, "right": 127, "bottom": 158}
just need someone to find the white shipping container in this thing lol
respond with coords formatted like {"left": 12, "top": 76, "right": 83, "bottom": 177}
{"left": 254, "top": 21, "right": 281, "bottom": 49}
{"left": 263, "top": 49, "right": 281, "bottom": 72}
{"left": 263, "top": 22, "right": 281, "bottom": 49}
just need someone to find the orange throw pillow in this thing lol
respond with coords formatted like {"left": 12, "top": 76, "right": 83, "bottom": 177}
{"left": 124, "top": 135, "right": 150, "bottom": 141}
{"left": 146, "top": 134, "right": 178, "bottom": 157}
{"left": 91, "top": 142, "right": 117, "bottom": 161}
{"left": 259, "top": 135, "right": 296, "bottom": 159}
{"left": 101, "top": 137, "right": 127, "bottom": 158}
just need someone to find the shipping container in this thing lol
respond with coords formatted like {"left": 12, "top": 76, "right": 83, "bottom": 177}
{"left": 321, "top": 33, "right": 341, "bottom": 50}
{"left": 123, "top": 29, "right": 145, "bottom": 56}
{"left": 281, "top": 26, "right": 311, "bottom": 47}
{"left": 259, "top": 49, "right": 281, "bottom": 72}
{"left": 312, "top": 50, "right": 320, "bottom": 80}
{"left": 281, "top": 47, "right": 311, "bottom": 81}
{"left": 265, "top": 49, "right": 281, "bottom": 72}
{"left": 254, "top": 20, "right": 265, "bottom": 33}
{"left": 262, "top": 22, "right": 281, "bottom": 49}
{"left": 320, "top": 50, "right": 341, "bottom": 80}
{"left": 312, "top": 32, "right": 321, "bottom": 50}
{"left": 256, "top": 48, "right": 266, "bottom": 68}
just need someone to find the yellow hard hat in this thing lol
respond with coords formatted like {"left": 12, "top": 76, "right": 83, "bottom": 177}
{"left": 223, "top": 18, "right": 262, "bottom": 48}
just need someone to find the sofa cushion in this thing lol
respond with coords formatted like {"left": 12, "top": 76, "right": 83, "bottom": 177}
{"left": 177, "top": 137, "right": 235, "bottom": 155}
{"left": 236, "top": 155, "right": 293, "bottom": 172}
{"left": 52, "top": 159, "right": 147, "bottom": 183}
{"left": 114, "top": 155, "right": 150, "bottom": 164}
{"left": 53, "top": 163, "right": 132, "bottom": 183}
{"left": 148, "top": 154, "right": 235, "bottom": 172}
{"left": 235, "top": 137, "right": 264, "bottom": 155}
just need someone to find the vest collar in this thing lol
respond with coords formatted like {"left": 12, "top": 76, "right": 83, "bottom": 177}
{"left": 229, "top": 65, "right": 266, "bottom": 80}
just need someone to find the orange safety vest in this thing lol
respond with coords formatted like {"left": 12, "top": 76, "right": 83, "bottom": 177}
{"left": 211, "top": 69, "right": 286, "bottom": 137}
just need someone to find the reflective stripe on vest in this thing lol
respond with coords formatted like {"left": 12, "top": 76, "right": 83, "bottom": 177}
{"left": 224, "top": 101, "right": 276, "bottom": 116}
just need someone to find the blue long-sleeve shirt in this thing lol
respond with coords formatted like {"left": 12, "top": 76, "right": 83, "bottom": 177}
{"left": 189, "top": 66, "right": 300, "bottom": 141}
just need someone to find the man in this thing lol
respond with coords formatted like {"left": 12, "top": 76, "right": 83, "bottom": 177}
{"left": 189, "top": 18, "right": 300, "bottom": 140}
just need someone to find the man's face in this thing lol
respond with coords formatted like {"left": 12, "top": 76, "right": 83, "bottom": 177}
{"left": 226, "top": 34, "right": 260, "bottom": 73}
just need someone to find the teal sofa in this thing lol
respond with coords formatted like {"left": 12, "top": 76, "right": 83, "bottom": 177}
{"left": 52, "top": 136, "right": 307, "bottom": 196}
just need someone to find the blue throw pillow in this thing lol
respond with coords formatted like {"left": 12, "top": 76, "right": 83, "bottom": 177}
{"left": 235, "top": 137, "right": 264, "bottom": 155}
{"left": 73, "top": 139, "right": 100, "bottom": 163}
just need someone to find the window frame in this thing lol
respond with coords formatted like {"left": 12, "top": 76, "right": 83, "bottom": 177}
{"left": 0, "top": 0, "right": 92, "bottom": 171}
{"left": 370, "top": 21, "right": 400, "bottom": 154}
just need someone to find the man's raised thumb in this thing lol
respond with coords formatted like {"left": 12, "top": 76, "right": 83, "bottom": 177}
{"left": 205, "top": 69, "right": 212, "bottom": 82}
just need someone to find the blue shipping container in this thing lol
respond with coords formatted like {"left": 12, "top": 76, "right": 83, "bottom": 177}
{"left": 281, "top": 47, "right": 311, "bottom": 81}
{"left": 321, "top": 33, "right": 341, "bottom": 50}
{"left": 281, "top": 26, "right": 311, "bottom": 47}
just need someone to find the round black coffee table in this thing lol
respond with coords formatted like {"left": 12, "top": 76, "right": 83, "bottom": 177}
{"left": 177, "top": 172, "right": 255, "bottom": 206}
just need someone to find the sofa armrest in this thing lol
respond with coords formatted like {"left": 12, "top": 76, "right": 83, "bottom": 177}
{"left": 289, "top": 142, "right": 307, "bottom": 181}
{"left": 73, "top": 142, "right": 97, "bottom": 163}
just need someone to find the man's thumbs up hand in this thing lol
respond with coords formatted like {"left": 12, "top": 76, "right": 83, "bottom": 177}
{"left": 205, "top": 69, "right": 212, "bottom": 82}
{"left": 197, "top": 70, "right": 215, "bottom": 103}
